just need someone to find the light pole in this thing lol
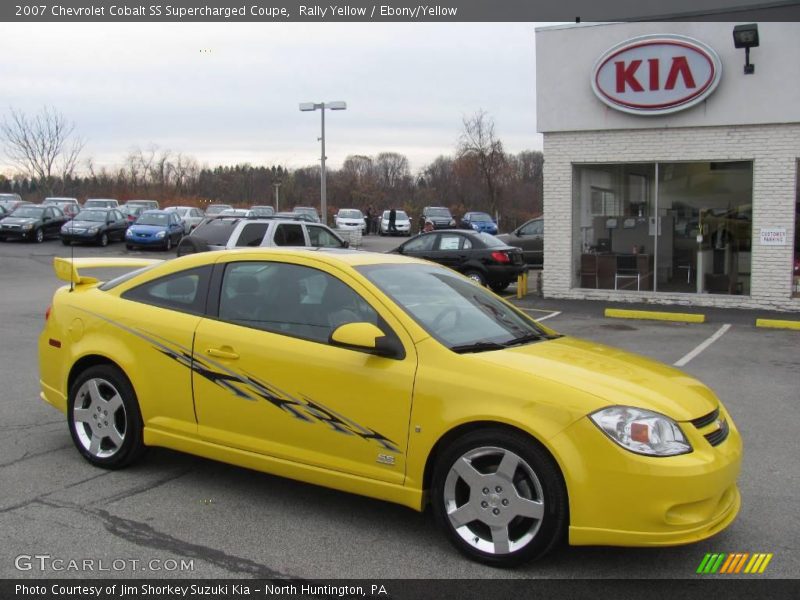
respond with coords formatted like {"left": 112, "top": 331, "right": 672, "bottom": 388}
{"left": 299, "top": 101, "right": 346, "bottom": 225}
{"left": 272, "top": 181, "right": 282, "bottom": 212}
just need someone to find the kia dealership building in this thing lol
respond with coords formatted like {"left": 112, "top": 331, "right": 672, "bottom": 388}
{"left": 536, "top": 22, "right": 800, "bottom": 311}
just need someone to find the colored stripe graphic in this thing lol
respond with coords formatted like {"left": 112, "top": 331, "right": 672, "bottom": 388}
{"left": 700, "top": 552, "right": 772, "bottom": 574}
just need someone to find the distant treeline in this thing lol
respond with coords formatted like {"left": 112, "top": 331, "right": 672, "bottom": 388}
{"left": 0, "top": 148, "right": 542, "bottom": 228}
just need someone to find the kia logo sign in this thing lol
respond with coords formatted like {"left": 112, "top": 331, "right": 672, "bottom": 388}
{"left": 591, "top": 34, "right": 722, "bottom": 115}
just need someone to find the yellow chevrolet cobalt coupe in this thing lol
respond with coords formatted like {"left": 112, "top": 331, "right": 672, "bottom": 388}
{"left": 39, "top": 249, "right": 742, "bottom": 567}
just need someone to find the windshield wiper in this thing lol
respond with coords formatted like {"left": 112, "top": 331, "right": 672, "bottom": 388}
{"left": 450, "top": 341, "right": 506, "bottom": 354}
{"left": 503, "top": 332, "right": 561, "bottom": 347}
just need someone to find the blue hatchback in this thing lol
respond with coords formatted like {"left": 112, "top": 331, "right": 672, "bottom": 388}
{"left": 460, "top": 211, "right": 498, "bottom": 235}
{"left": 125, "top": 210, "right": 184, "bottom": 251}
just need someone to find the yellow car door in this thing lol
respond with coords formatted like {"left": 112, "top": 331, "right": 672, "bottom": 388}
{"left": 191, "top": 255, "right": 417, "bottom": 484}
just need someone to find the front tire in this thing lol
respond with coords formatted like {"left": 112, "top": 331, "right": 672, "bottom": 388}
{"left": 67, "top": 365, "right": 146, "bottom": 469}
{"left": 165, "top": 236, "right": 172, "bottom": 251}
{"left": 431, "top": 428, "right": 567, "bottom": 567}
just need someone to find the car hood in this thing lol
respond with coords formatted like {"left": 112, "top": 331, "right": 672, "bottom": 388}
{"left": 2, "top": 217, "right": 38, "bottom": 225}
{"left": 129, "top": 224, "right": 166, "bottom": 234}
{"left": 471, "top": 336, "right": 718, "bottom": 421}
{"left": 64, "top": 220, "right": 104, "bottom": 229}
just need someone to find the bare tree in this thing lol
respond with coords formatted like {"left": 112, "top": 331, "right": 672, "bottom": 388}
{"left": 0, "top": 106, "right": 84, "bottom": 195}
{"left": 457, "top": 109, "right": 508, "bottom": 216}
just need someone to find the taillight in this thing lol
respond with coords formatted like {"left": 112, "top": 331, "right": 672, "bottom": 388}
{"left": 45, "top": 305, "right": 52, "bottom": 321}
{"left": 490, "top": 251, "right": 511, "bottom": 264}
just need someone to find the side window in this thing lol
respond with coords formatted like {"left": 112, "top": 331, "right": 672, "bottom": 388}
{"left": 236, "top": 222, "right": 270, "bottom": 247}
{"left": 218, "top": 261, "right": 379, "bottom": 344}
{"left": 44, "top": 208, "right": 53, "bottom": 219}
{"left": 520, "top": 220, "right": 542, "bottom": 236}
{"left": 274, "top": 223, "right": 305, "bottom": 246}
{"left": 403, "top": 234, "right": 436, "bottom": 252}
{"left": 437, "top": 234, "right": 464, "bottom": 251}
{"left": 122, "top": 266, "right": 211, "bottom": 315}
{"left": 307, "top": 225, "right": 343, "bottom": 248}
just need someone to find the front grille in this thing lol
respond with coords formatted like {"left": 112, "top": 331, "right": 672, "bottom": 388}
{"left": 704, "top": 419, "right": 730, "bottom": 447}
{"left": 691, "top": 407, "right": 719, "bottom": 429}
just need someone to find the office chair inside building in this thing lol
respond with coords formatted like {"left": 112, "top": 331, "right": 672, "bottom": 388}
{"left": 614, "top": 254, "right": 640, "bottom": 290}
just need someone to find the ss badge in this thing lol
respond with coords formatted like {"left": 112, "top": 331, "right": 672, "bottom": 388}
{"left": 376, "top": 453, "right": 396, "bottom": 466}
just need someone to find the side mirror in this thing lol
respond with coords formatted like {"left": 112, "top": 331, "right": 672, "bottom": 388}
{"left": 329, "top": 322, "right": 402, "bottom": 358}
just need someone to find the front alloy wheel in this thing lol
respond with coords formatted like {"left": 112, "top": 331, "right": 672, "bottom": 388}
{"left": 34, "top": 228, "right": 44, "bottom": 243}
{"left": 99, "top": 233, "right": 109, "bottom": 247}
{"left": 432, "top": 429, "right": 567, "bottom": 567}
{"left": 68, "top": 365, "right": 145, "bottom": 469}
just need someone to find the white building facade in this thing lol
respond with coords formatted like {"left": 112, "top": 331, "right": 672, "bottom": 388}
{"left": 536, "top": 22, "right": 800, "bottom": 311}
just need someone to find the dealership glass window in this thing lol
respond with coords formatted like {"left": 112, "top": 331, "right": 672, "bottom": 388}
{"left": 573, "top": 162, "right": 752, "bottom": 295}
{"left": 794, "top": 162, "right": 799, "bottom": 298}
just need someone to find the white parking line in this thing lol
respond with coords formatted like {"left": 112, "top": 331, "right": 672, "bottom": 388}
{"left": 673, "top": 324, "right": 732, "bottom": 367}
{"left": 518, "top": 308, "right": 562, "bottom": 322}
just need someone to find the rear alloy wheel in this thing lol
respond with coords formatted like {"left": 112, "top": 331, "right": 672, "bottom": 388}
{"left": 463, "top": 270, "right": 486, "bottom": 286}
{"left": 432, "top": 429, "right": 567, "bottom": 567}
{"left": 34, "top": 228, "right": 44, "bottom": 243}
{"left": 67, "top": 365, "right": 145, "bottom": 469}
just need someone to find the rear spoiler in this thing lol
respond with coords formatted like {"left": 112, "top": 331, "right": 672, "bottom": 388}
{"left": 53, "top": 257, "right": 163, "bottom": 286}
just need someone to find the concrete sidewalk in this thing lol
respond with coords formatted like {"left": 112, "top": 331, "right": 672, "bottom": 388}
{"left": 507, "top": 276, "right": 800, "bottom": 328}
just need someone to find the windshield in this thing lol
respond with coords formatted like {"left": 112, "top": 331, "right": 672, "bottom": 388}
{"left": 12, "top": 207, "right": 44, "bottom": 218}
{"left": 136, "top": 213, "right": 169, "bottom": 226}
{"left": 338, "top": 210, "right": 363, "bottom": 219}
{"left": 383, "top": 210, "right": 408, "bottom": 220}
{"left": 470, "top": 213, "right": 493, "bottom": 222}
{"left": 206, "top": 205, "right": 232, "bottom": 214}
{"left": 74, "top": 210, "right": 108, "bottom": 222}
{"left": 359, "top": 263, "right": 554, "bottom": 351}
{"left": 86, "top": 200, "right": 114, "bottom": 207}
{"left": 426, "top": 208, "right": 451, "bottom": 218}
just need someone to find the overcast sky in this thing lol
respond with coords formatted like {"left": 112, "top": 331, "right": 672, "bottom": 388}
{"left": 0, "top": 22, "right": 542, "bottom": 176}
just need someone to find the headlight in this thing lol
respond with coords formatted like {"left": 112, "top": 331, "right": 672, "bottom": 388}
{"left": 22, "top": 223, "right": 33, "bottom": 230}
{"left": 61, "top": 224, "right": 70, "bottom": 232}
{"left": 125, "top": 229, "right": 133, "bottom": 237}
{"left": 449, "top": 219, "right": 456, "bottom": 226}
{"left": 88, "top": 227, "right": 99, "bottom": 234}
{"left": 156, "top": 231, "right": 166, "bottom": 238}
{"left": 589, "top": 406, "right": 692, "bottom": 456}
{"left": 472, "top": 223, "right": 480, "bottom": 230}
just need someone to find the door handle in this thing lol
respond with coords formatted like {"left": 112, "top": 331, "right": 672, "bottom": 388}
{"left": 206, "top": 347, "right": 240, "bottom": 360}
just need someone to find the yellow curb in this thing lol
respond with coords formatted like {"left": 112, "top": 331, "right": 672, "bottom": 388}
{"left": 605, "top": 308, "right": 706, "bottom": 323}
{"left": 755, "top": 318, "right": 800, "bottom": 330}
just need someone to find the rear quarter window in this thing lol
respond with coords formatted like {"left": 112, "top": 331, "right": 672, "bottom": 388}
{"left": 121, "top": 266, "right": 212, "bottom": 315}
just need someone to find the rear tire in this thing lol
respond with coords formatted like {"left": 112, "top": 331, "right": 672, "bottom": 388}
{"left": 490, "top": 282, "right": 511, "bottom": 293}
{"left": 431, "top": 428, "right": 567, "bottom": 567}
{"left": 463, "top": 270, "right": 487, "bottom": 286}
{"left": 67, "top": 365, "right": 146, "bottom": 469}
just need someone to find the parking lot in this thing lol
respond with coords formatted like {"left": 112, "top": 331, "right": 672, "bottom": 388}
{"left": 0, "top": 236, "right": 797, "bottom": 580}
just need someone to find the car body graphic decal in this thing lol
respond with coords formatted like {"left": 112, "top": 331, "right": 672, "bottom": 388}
{"left": 80, "top": 309, "right": 400, "bottom": 453}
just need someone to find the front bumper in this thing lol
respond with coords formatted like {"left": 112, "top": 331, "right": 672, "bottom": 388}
{"left": 127, "top": 235, "right": 166, "bottom": 246}
{"left": 551, "top": 405, "right": 743, "bottom": 547}
{"left": 0, "top": 227, "right": 35, "bottom": 240}
{"left": 61, "top": 231, "right": 101, "bottom": 243}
